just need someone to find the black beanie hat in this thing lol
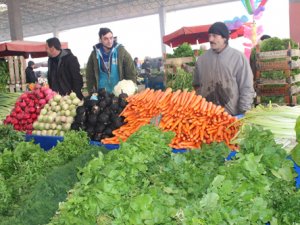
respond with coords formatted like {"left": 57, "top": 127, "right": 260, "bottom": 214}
{"left": 208, "top": 22, "right": 229, "bottom": 39}
{"left": 98, "top": 27, "right": 112, "bottom": 38}
{"left": 28, "top": 61, "right": 35, "bottom": 67}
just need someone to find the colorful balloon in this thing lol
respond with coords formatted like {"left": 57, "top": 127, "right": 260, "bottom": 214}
{"left": 241, "top": 0, "right": 268, "bottom": 15}
{"left": 224, "top": 15, "right": 249, "bottom": 30}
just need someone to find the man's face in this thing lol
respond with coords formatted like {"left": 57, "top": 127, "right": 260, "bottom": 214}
{"left": 46, "top": 44, "right": 54, "bottom": 57}
{"left": 100, "top": 32, "right": 114, "bottom": 50}
{"left": 208, "top": 33, "right": 226, "bottom": 53}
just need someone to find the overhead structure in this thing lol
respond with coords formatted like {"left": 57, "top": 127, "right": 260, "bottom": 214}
{"left": 1, "top": 1, "right": 298, "bottom": 54}
{"left": 0, "top": 0, "right": 238, "bottom": 42}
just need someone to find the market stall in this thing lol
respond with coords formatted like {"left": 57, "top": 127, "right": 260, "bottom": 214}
{"left": 162, "top": 23, "right": 246, "bottom": 48}
{"left": 1, "top": 83, "right": 300, "bottom": 224}
{"left": 0, "top": 40, "right": 68, "bottom": 92}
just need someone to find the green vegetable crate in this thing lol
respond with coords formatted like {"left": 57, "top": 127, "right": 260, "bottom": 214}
{"left": 255, "top": 45, "right": 300, "bottom": 105}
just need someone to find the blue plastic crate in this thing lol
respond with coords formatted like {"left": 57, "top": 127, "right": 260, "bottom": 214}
{"left": 89, "top": 141, "right": 119, "bottom": 150}
{"left": 25, "top": 134, "right": 63, "bottom": 151}
{"left": 25, "top": 135, "right": 120, "bottom": 151}
{"left": 144, "top": 75, "right": 165, "bottom": 90}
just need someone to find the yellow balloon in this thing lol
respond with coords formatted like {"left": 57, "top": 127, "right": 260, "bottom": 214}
{"left": 251, "top": 22, "right": 257, "bottom": 44}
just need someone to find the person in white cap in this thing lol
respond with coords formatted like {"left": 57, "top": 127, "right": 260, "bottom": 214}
{"left": 193, "top": 22, "right": 255, "bottom": 116}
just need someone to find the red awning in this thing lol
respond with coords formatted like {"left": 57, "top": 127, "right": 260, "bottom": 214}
{"left": 0, "top": 40, "right": 68, "bottom": 58}
{"left": 163, "top": 23, "right": 247, "bottom": 48}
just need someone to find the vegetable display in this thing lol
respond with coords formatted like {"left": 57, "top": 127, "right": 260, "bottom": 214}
{"left": 0, "top": 92, "right": 21, "bottom": 124}
{"left": 1, "top": 146, "right": 108, "bottom": 225}
{"left": 0, "top": 60, "right": 9, "bottom": 93}
{"left": 48, "top": 125, "right": 228, "bottom": 225}
{"left": 166, "top": 68, "right": 193, "bottom": 91}
{"left": 166, "top": 42, "right": 194, "bottom": 58}
{"left": 103, "top": 88, "right": 240, "bottom": 149}
{"left": 0, "top": 130, "right": 93, "bottom": 221}
{"left": 3, "top": 84, "right": 56, "bottom": 134}
{"left": 237, "top": 104, "right": 300, "bottom": 152}
{"left": 0, "top": 124, "right": 25, "bottom": 153}
{"left": 32, "top": 92, "right": 82, "bottom": 136}
{"left": 70, "top": 88, "right": 128, "bottom": 142}
{"left": 113, "top": 79, "right": 138, "bottom": 97}
{"left": 47, "top": 125, "right": 300, "bottom": 225}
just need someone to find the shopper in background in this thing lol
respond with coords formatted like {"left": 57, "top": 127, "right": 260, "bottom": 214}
{"left": 260, "top": 34, "right": 271, "bottom": 42}
{"left": 193, "top": 22, "right": 255, "bottom": 116}
{"left": 141, "top": 58, "right": 151, "bottom": 71}
{"left": 85, "top": 27, "right": 137, "bottom": 94}
{"left": 134, "top": 57, "right": 139, "bottom": 69}
{"left": 25, "top": 60, "right": 37, "bottom": 84}
{"left": 46, "top": 37, "right": 83, "bottom": 99}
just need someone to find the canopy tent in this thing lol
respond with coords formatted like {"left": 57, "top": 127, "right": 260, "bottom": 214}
{"left": 0, "top": 40, "right": 68, "bottom": 93}
{"left": 0, "top": 40, "right": 68, "bottom": 58}
{"left": 163, "top": 23, "right": 247, "bottom": 48}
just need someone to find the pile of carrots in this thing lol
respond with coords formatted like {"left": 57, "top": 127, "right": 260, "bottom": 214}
{"left": 102, "top": 88, "right": 240, "bottom": 150}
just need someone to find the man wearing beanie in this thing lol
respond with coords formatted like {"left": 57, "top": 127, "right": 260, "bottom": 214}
{"left": 193, "top": 22, "right": 255, "bottom": 116}
{"left": 25, "top": 61, "right": 37, "bottom": 84}
{"left": 86, "top": 27, "right": 137, "bottom": 95}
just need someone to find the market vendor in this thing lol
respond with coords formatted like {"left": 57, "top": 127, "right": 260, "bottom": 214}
{"left": 85, "top": 27, "right": 137, "bottom": 95}
{"left": 193, "top": 22, "right": 255, "bottom": 116}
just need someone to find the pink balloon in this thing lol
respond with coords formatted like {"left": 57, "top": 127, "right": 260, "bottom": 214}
{"left": 244, "top": 47, "right": 252, "bottom": 59}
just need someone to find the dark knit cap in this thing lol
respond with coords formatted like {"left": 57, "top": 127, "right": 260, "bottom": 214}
{"left": 28, "top": 61, "right": 35, "bottom": 67}
{"left": 260, "top": 34, "right": 271, "bottom": 41}
{"left": 98, "top": 27, "right": 112, "bottom": 38}
{"left": 208, "top": 22, "right": 229, "bottom": 39}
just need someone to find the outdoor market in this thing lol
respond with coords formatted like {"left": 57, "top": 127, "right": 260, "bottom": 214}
{"left": 1, "top": 0, "right": 300, "bottom": 224}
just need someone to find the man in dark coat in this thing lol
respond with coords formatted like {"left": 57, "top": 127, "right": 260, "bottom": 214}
{"left": 25, "top": 61, "right": 37, "bottom": 83}
{"left": 46, "top": 37, "right": 83, "bottom": 99}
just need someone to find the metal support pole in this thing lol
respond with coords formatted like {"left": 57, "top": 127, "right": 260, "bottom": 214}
{"left": 159, "top": 5, "right": 167, "bottom": 58}
{"left": 7, "top": 0, "right": 23, "bottom": 40}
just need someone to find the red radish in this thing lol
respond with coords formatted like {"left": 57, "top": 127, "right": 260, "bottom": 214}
{"left": 20, "top": 101, "right": 26, "bottom": 109}
{"left": 29, "top": 107, "right": 36, "bottom": 113}
{"left": 35, "top": 108, "right": 41, "bottom": 114}
{"left": 24, "top": 107, "right": 30, "bottom": 113}
{"left": 39, "top": 99, "right": 46, "bottom": 105}
{"left": 38, "top": 92, "right": 45, "bottom": 99}
{"left": 45, "top": 94, "right": 54, "bottom": 101}
{"left": 15, "top": 106, "right": 22, "bottom": 113}
{"left": 20, "top": 93, "right": 29, "bottom": 100}
{"left": 28, "top": 101, "right": 35, "bottom": 107}
{"left": 16, "top": 113, "right": 24, "bottom": 120}
{"left": 11, "top": 111, "right": 17, "bottom": 117}
{"left": 34, "top": 83, "right": 41, "bottom": 89}
{"left": 43, "top": 88, "right": 53, "bottom": 96}
{"left": 24, "top": 113, "right": 31, "bottom": 119}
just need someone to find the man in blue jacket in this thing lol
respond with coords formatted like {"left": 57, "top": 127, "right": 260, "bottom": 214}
{"left": 85, "top": 27, "right": 137, "bottom": 95}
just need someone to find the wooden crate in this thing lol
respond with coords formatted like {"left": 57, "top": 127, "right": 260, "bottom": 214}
{"left": 164, "top": 56, "right": 194, "bottom": 74}
{"left": 7, "top": 56, "right": 27, "bottom": 92}
{"left": 164, "top": 56, "right": 194, "bottom": 67}
{"left": 257, "top": 49, "right": 300, "bottom": 60}
{"left": 255, "top": 84, "right": 289, "bottom": 96}
{"left": 254, "top": 43, "right": 300, "bottom": 105}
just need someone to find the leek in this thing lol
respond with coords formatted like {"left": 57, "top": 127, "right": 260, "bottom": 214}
{"left": 237, "top": 103, "right": 300, "bottom": 153}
